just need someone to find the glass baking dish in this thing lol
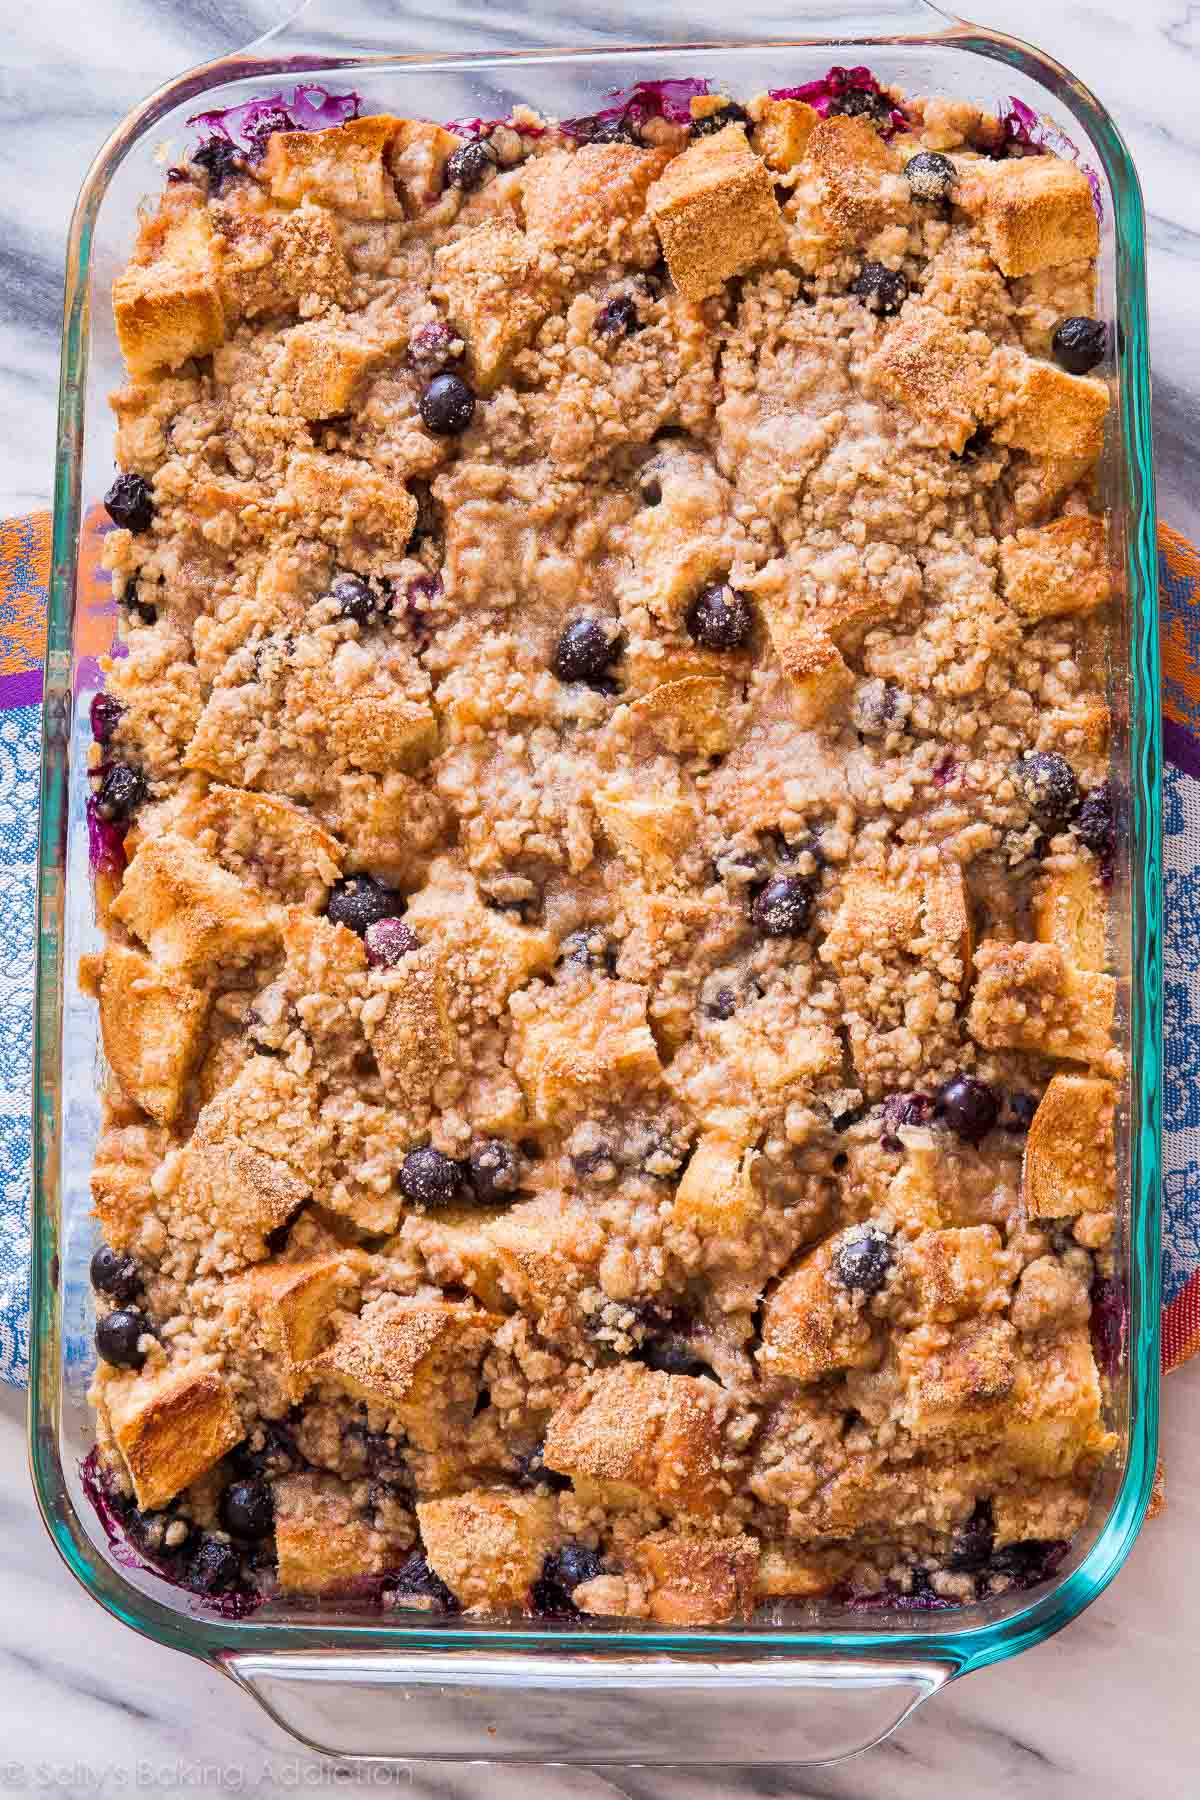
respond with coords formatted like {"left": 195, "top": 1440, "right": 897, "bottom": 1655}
{"left": 31, "top": 0, "right": 1162, "bottom": 1765}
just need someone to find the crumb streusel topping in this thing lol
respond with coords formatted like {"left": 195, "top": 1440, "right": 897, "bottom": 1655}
{"left": 85, "top": 72, "right": 1121, "bottom": 1623}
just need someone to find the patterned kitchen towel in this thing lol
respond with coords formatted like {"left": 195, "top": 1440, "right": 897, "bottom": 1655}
{"left": 0, "top": 510, "right": 1197, "bottom": 1384}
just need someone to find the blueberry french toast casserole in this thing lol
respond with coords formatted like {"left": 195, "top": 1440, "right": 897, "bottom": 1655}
{"left": 83, "top": 67, "right": 1121, "bottom": 1624}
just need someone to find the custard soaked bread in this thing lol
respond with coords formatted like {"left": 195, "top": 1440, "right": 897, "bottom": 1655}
{"left": 86, "top": 71, "right": 1118, "bottom": 1619}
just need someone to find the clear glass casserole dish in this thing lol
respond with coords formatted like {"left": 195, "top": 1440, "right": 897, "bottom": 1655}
{"left": 31, "top": 0, "right": 1162, "bottom": 1765}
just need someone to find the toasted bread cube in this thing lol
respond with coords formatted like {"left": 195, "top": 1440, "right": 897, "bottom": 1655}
{"left": 278, "top": 320, "right": 385, "bottom": 420}
{"left": 290, "top": 661, "right": 437, "bottom": 775}
{"left": 510, "top": 974, "right": 663, "bottom": 1126}
{"left": 486, "top": 1194, "right": 605, "bottom": 1342}
{"left": 758, "top": 1239, "right": 879, "bottom": 1382}
{"left": 1041, "top": 701, "right": 1111, "bottom": 758}
{"left": 282, "top": 452, "right": 418, "bottom": 563}
{"left": 999, "top": 514, "right": 1111, "bottom": 622}
{"left": 1001, "top": 1329, "right": 1111, "bottom": 1475}
{"left": 762, "top": 615, "right": 854, "bottom": 727}
{"left": 991, "top": 1478, "right": 1091, "bottom": 1548}
{"left": 417, "top": 1489, "right": 559, "bottom": 1613}
{"left": 218, "top": 198, "right": 352, "bottom": 318}
{"left": 674, "top": 1133, "right": 758, "bottom": 1236}
{"left": 967, "top": 940, "right": 1115, "bottom": 1066}
{"left": 362, "top": 945, "right": 459, "bottom": 1109}
{"left": 98, "top": 944, "right": 208, "bottom": 1125}
{"left": 112, "top": 833, "right": 280, "bottom": 974}
{"left": 910, "top": 1226, "right": 1008, "bottom": 1323}
{"left": 825, "top": 863, "right": 971, "bottom": 988}
{"left": 433, "top": 224, "right": 559, "bottom": 390}
{"left": 621, "top": 640, "right": 734, "bottom": 695}
{"left": 182, "top": 784, "right": 344, "bottom": 909}
{"left": 636, "top": 1530, "right": 758, "bottom": 1624}
{"left": 869, "top": 307, "right": 988, "bottom": 453}
{"left": 1023, "top": 1073, "right": 1116, "bottom": 1218}
{"left": 400, "top": 1203, "right": 510, "bottom": 1310}
{"left": 885, "top": 1138, "right": 948, "bottom": 1232}
{"left": 1034, "top": 857, "right": 1107, "bottom": 972}
{"left": 320, "top": 1295, "right": 497, "bottom": 1448}
{"left": 274, "top": 1471, "right": 408, "bottom": 1594}
{"left": 388, "top": 119, "right": 461, "bottom": 209}
{"left": 901, "top": 1317, "right": 1018, "bottom": 1445}
{"left": 755, "top": 1542, "right": 848, "bottom": 1599}
{"left": 805, "top": 115, "right": 907, "bottom": 238}
{"left": 618, "top": 451, "right": 734, "bottom": 627}
{"left": 751, "top": 98, "right": 820, "bottom": 172}
{"left": 522, "top": 142, "right": 671, "bottom": 272}
{"left": 263, "top": 114, "right": 403, "bottom": 219}
{"left": 994, "top": 359, "right": 1107, "bottom": 465}
{"left": 961, "top": 155, "right": 1099, "bottom": 277}
{"left": 594, "top": 779, "right": 698, "bottom": 879}
{"left": 175, "top": 1138, "right": 308, "bottom": 1249}
{"left": 544, "top": 1363, "right": 727, "bottom": 1518}
{"left": 403, "top": 857, "right": 556, "bottom": 1014}
{"left": 107, "top": 1364, "right": 242, "bottom": 1510}
{"left": 242, "top": 1252, "right": 365, "bottom": 1400}
{"left": 113, "top": 261, "right": 225, "bottom": 379}
{"left": 620, "top": 676, "right": 737, "bottom": 757}
{"left": 90, "top": 1124, "right": 165, "bottom": 1251}
{"left": 647, "top": 124, "right": 785, "bottom": 300}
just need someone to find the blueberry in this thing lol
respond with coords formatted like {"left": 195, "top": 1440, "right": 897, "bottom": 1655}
{"left": 232, "top": 1420, "right": 302, "bottom": 1479}
{"left": 751, "top": 874, "right": 814, "bottom": 937}
{"left": 104, "top": 473, "right": 154, "bottom": 533}
{"left": 832, "top": 1226, "right": 894, "bottom": 1295}
{"left": 553, "top": 617, "right": 620, "bottom": 686}
{"left": 1005, "top": 1093, "right": 1038, "bottom": 1133}
{"left": 1051, "top": 316, "right": 1106, "bottom": 376}
{"left": 595, "top": 294, "right": 641, "bottom": 338}
{"left": 702, "top": 984, "right": 739, "bottom": 1021}
{"left": 468, "top": 1139, "right": 522, "bottom": 1203}
{"left": 327, "top": 874, "right": 404, "bottom": 936}
{"left": 880, "top": 1090, "right": 935, "bottom": 1149}
{"left": 532, "top": 1543, "right": 605, "bottom": 1615}
{"left": 638, "top": 1334, "right": 710, "bottom": 1378}
{"left": 95, "top": 1308, "right": 149, "bottom": 1370}
{"left": 407, "top": 479, "right": 439, "bottom": 552}
{"left": 95, "top": 762, "right": 147, "bottom": 822}
{"left": 987, "top": 1538, "right": 1067, "bottom": 1590}
{"left": 386, "top": 1550, "right": 458, "bottom": 1609}
{"left": 444, "top": 136, "right": 497, "bottom": 192}
{"left": 830, "top": 88, "right": 893, "bottom": 126}
{"left": 686, "top": 582, "right": 753, "bottom": 650}
{"left": 363, "top": 917, "right": 419, "bottom": 968}
{"left": 129, "top": 1507, "right": 195, "bottom": 1563}
{"left": 1075, "top": 781, "right": 1114, "bottom": 856}
{"left": 904, "top": 151, "right": 957, "bottom": 203}
{"left": 399, "top": 1146, "right": 464, "bottom": 1207}
{"left": 852, "top": 679, "right": 907, "bottom": 737}
{"left": 191, "top": 136, "right": 242, "bottom": 194}
{"left": 1011, "top": 750, "right": 1080, "bottom": 828}
{"left": 329, "top": 573, "right": 380, "bottom": 625}
{"left": 937, "top": 1074, "right": 999, "bottom": 1145}
{"left": 187, "top": 1536, "right": 242, "bottom": 1595}
{"left": 515, "top": 1443, "right": 571, "bottom": 1493}
{"left": 690, "top": 102, "right": 750, "bottom": 138}
{"left": 419, "top": 373, "right": 476, "bottom": 435}
{"left": 89, "top": 1244, "right": 142, "bottom": 1305}
{"left": 853, "top": 262, "right": 908, "bottom": 316}
{"left": 407, "top": 321, "right": 459, "bottom": 374}
{"left": 560, "top": 929, "right": 615, "bottom": 973}
{"left": 586, "top": 116, "right": 641, "bottom": 145}
{"left": 220, "top": 1478, "right": 274, "bottom": 1539}
{"left": 90, "top": 693, "right": 123, "bottom": 746}
{"left": 946, "top": 1498, "right": 995, "bottom": 1572}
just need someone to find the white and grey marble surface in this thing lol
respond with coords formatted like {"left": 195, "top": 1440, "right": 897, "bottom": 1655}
{"left": 4, "top": 0, "right": 1199, "bottom": 1792}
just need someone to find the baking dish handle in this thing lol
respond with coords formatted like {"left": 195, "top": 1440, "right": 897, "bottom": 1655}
{"left": 223, "top": 1649, "right": 953, "bottom": 1764}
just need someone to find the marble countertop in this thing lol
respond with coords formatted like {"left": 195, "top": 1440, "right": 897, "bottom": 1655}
{"left": 5, "top": 0, "right": 1197, "bottom": 1792}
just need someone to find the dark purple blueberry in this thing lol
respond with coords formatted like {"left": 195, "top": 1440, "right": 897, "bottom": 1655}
{"left": 595, "top": 293, "right": 641, "bottom": 338}
{"left": 329, "top": 572, "right": 381, "bottom": 626}
{"left": 468, "top": 1138, "right": 522, "bottom": 1203}
{"left": 95, "top": 1308, "right": 149, "bottom": 1370}
{"left": 399, "top": 1146, "right": 464, "bottom": 1207}
{"left": 1004, "top": 1093, "right": 1038, "bottom": 1133}
{"left": 187, "top": 1536, "right": 242, "bottom": 1595}
{"left": 840, "top": 1580, "right": 954, "bottom": 1614}
{"left": 89, "top": 693, "right": 123, "bottom": 746}
{"left": 232, "top": 1419, "right": 302, "bottom": 1479}
{"left": 406, "top": 479, "right": 439, "bottom": 551}
{"left": 532, "top": 1542, "right": 605, "bottom": 1614}
{"left": 515, "top": 1442, "right": 572, "bottom": 1493}
{"left": 946, "top": 1498, "right": 995, "bottom": 1572}
{"left": 832, "top": 1226, "right": 893, "bottom": 1295}
{"left": 638, "top": 1334, "right": 710, "bottom": 1378}
{"left": 419, "top": 372, "right": 476, "bottom": 435}
{"left": 1090, "top": 1276, "right": 1126, "bottom": 1380}
{"left": 703, "top": 985, "right": 739, "bottom": 1021}
{"left": 587, "top": 116, "right": 641, "bottom": 145}
{"left": 904, "top": 150, "right": 957, "bottom": 203}
{"left": 572, "top": 1143, "right": 616, "bottom": 1180}
{"left": 363, "top": 917, "right": 419, "bottom": 967}
{"left": 751, "top": 873, "right": 814, "bottom": 937}
{"left": 987, "top": 1538, "right": 1068, "bottom": 1589}
{"left": 686, "top": 582, "right": 753, "bottom": 650}
{"left": 1011, "top": 750, "right": 1080, "bottom": 828}
{"left": 880, "top": 1090, "right": 935, "bottom": 1149}
{"left": 560, "top": 928, "right": 615, "bottom": 973}
{"left": 407, "top": 321, "right": 459, "bottom": 374}
{"left": 852, "top": 679, "right": 906, "bottom": 737}
{"left": 444, "top": 136, "right": 498, "bottom": 191}
{"left": 89, "top": 1244, "right": 142, "bottom": 1305}
{"left": 386, "top": 1550, "right": 459, "bottom": 1610}
{"left": 937, "top": 1074, "right": 1000, "bottom": 1145}
{"left": 553, "top": 617, "right": 620, "bottom": 686}
{"left": 104, "top": 473, "right": 154, "bottom": 533}
{"left": 1075, "top": 782, "right": 1114, "bottom": 857}
{"left": 220, "top": 1478, "right": 274, "bottom": 1539}
{"left": 327, "top": 873, "right": 404, "bottom": 936}
{"left": 94, "top": 762, "right": 147, "bottom": 822}
{"left": 853, "top": 261, "right": 908, "bottom": 316}
{"left": 690, "top": 102, "right": 750, "bottom": 138}
{"left": 129, "top": 1507, "right": 195, "bottom": 1564}
{"left": 191, "top": 136, "right": 243, "bottom": 193}
{"left": 1051, "top": 316, "right": 1107, "bottom": 376}
{"left": 830, "top": 87, "right": 893, "bottom": 126}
